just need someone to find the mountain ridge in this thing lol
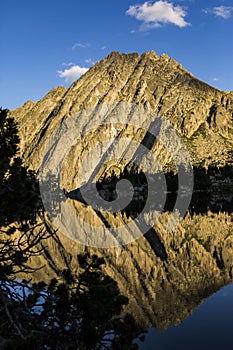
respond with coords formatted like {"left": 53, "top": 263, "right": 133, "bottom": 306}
{"left": 10, "top": 50, "right": 233, "bottom": 170}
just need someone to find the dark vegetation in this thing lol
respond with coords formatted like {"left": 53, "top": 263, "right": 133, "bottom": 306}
{"left": 95, "top": 165, "right": 233, "bottom": 217}
{"left": 0, "top": 109, "right": 142, "bottom": 349}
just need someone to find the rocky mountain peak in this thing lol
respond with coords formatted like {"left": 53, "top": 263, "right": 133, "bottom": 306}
{"left": 10, "top": 51, "right": 233, "bottom": 170}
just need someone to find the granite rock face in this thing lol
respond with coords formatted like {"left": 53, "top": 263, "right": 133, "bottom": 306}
{"left": 11, "top": 51, "right": 233, "bottom": 171}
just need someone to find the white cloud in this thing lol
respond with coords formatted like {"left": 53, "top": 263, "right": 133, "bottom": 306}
{"left": 101, "top": 45, "right": 107, "bottom": 50}
{"left": 72, "top": 42, "right": 89, "bottom": 50}
{"left": 62, "top": 62, "right": 74, "bottom": 67}
{"left": 58, "top": 65, "right": 89, "bottom": 83}
{"left": 202, "top": 9, "right": 209, "bottom": 15}
{"left": 85, "top": 58, "right": 95, "bottom": 65}
{"left": 126, "top": 1, "right": 190, "bottom": 30}
{"left": 212, "top": 77, "right": 220, "bottom": 82}
{"left": 203, "top": 6, "right": 233, "bottom": 19}
{"left": 213, "top": 6, "right": 233, "bottom": 19}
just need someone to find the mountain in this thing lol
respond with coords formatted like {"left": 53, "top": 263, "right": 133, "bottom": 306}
{"left": 9, "top": 51, "right": 233, "bottom": 330}
{"left": 11, "top": 51, "right": 233, "bottom": 171}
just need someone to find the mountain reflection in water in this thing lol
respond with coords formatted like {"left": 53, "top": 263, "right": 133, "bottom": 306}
{"left": 138, "top": 282, "right": 233, "bottom": 350}
{"left": 24, "top": 190, "right": 233, "bottom": 347}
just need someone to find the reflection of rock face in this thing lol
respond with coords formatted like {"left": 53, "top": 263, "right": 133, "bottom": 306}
{"left": 24, "top": 209, "right": 233, "bottom": 330}
{"left": 11, "top": 51, "right": 233, "bottom": 170}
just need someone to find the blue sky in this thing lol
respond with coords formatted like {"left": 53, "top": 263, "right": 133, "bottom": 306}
{"left": 1, "top": 0, "right": 233, "bottom": 109}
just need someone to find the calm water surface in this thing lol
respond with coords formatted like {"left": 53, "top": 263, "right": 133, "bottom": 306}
{"left": 138, "top": 283, "right": 233, "bottom": 350}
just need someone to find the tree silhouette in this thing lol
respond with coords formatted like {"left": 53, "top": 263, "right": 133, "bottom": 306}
{"left": 0, "top": 108, "right": 40, "bottom": 226}
{"left": 1, "top": 253, "right": 141, "bottom": 350}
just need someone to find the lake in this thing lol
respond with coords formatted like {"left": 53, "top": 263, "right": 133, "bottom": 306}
{"left": 19, "top": 187, "right": 232, "bottom": 348}
{"left": 138, "top": 282, "right": 233, "bottom": 349}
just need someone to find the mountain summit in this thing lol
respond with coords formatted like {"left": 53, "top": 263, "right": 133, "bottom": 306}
{"left": 11, "top": 51, "right": 233, "bottom": 169}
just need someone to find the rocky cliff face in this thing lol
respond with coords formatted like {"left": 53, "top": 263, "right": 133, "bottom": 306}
{"left": 11, "top": 51, "right": 233, "bottom": 170}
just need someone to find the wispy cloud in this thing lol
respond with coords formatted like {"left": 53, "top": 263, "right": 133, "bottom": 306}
{"left": 71, "top": 42, "right": 89, "bottom": 50}
{"left": 213, "top": 6, "right": 233, "bottom": 19}
{"left": 126, "top": 1, "right": 190, "bottom": 30}
{"left": 58, "top": 65, "right": 89, "bottom": 83}
{"left": 101, "top": 45, "right": 107, "bottom": 50}
{"left": 85, "top": 58, "right": 95, "bottom": 65}
{"left": 212, "top": 77, "right": 220, "bottom": 82}
{"left": 62, "top": 62, "right": 74, "bottom": 67}
{"left": 203, "top": 6, "right": 233, "bottom": 19}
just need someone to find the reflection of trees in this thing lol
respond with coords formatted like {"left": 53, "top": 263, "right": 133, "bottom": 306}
{"left": 0, "top": 252, "right": 141, "bottom": 349}
{"left": 66, "top": 164, "right": 233, "bottom": 224}
{"left": 0, "top": 109, "right": 142, "bottom": 349}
